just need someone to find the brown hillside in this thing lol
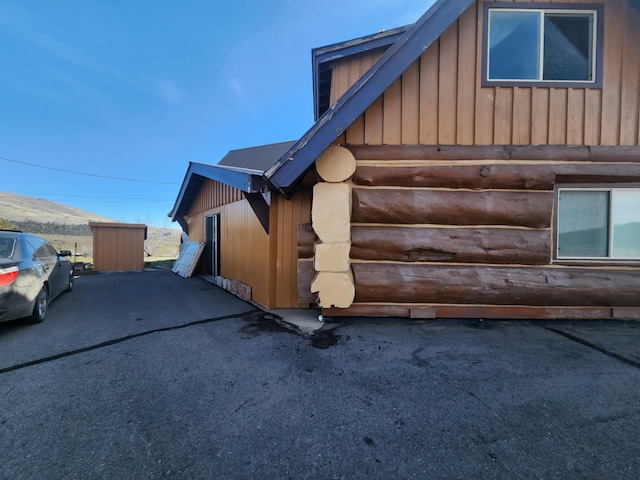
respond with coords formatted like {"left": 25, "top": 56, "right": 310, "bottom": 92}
{"left": 0, "top": 192, "right": 116, "bottom": 225}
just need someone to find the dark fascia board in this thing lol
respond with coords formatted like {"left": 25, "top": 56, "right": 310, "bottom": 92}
{"left": 312, "top": 25, "right": 412, "bottom": 120}
{"left": 169, "top": 162, "right": 266, "bottom": 223}
{"left": 268, "top": 0, "right": 476, "bottom": 196}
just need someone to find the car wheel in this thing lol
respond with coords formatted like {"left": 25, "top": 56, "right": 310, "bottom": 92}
{"left": 66, "top": 271, "right": 74, "bottom": 292}
{"left": 30, "top": 285, "right": 48, "bottom": 323}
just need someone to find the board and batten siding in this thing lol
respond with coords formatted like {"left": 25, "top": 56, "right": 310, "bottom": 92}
{"left": 328, "top": 0, "right": 640, "bottom": 147}
{"left": 187, "top": 179, "right": 311, "bottom": 309}
{"left": 90, "top": 223, "right": 146, "bottom": 272}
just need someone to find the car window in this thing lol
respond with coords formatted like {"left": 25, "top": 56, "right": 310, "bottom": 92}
{"left": 42, "top": 241, "right": 58, "bottom": 256}
{"left": 27, "top": 237, "right": 53, "bottom": 260}
{"left": 0, "top": 238, "right": 16, "bottom": 258}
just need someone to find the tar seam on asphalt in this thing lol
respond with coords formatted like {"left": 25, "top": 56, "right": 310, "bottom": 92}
{"left": 544, "top": 326, "right": 640, "bottom": 370}
{"left": 0, "top": 309, "right": 261, "bottom": 375}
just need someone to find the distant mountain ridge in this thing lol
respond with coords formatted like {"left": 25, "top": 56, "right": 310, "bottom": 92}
{"left": 0, "top": 192, "right": 116, "bottom": 225}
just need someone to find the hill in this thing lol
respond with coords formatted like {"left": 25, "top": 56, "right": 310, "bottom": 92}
{"left": 0, "top": 192, "right": 116, "bottom": 225}
{"left": 0, "top": 192, "right": 181, "bottom": 263}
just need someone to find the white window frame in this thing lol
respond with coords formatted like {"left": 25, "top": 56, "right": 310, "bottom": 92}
{"left": 556, "top": 187, "right": 640, "bottom": 260}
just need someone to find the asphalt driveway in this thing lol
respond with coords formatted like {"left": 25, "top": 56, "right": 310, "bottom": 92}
{"left": 1, "top": 270, "right": 639, "bottom": 479}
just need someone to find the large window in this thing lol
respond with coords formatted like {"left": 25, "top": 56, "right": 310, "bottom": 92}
{"left": 483, "top": 2, "right": 603, "bottom": 87}
{"left": 557, "top": 188, "right": 640, "bottom": 260}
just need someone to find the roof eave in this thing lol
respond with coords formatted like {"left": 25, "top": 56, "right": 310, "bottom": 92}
{"left": 169, "top": 162, "right": 267, "bottom": 223}
{"left": 268, "top": 0, "right": 476, "bottom": 196}
{"left": 312, "top": 25, "right": 412, "bottom": 120}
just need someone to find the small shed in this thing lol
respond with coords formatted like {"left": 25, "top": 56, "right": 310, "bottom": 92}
{"left": 89, "top": 222, "right": 147, "bottom": 272}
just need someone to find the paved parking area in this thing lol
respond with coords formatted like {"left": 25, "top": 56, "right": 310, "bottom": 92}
{"left": 1, "top": 270, "right": 639, "bottom": 479}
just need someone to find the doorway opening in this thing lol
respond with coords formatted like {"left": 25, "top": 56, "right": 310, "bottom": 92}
{"left": 205, "top": 214, "right": 220, "bottom": 277}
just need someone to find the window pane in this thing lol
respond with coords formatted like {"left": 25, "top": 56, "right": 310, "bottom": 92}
{"left": 489, "top": 11, "right": 540, "bottom": 80}
{"left": 543, "top": 14, "right": 593, "bottom": 81}
{"left": 612, "top": 190, "right": 640, "bottom": 258}
{"left": 558, "top": 191, "right": 609, "bottom": 257}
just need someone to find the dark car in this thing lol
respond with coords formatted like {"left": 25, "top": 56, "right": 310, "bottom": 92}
{"left": 0, "top": 231, "right": 73, "bottom": 323}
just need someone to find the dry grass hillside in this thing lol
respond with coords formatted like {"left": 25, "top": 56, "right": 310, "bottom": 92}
{"left": 0, "top": 192, "right": 116, "bottom": 224}
{"left": 0, "top": 192, "right": 181, "bottom": 266}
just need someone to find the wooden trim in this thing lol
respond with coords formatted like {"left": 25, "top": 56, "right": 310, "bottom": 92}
{"left": 322, "top": 303, "right": 631, "bottom": 320}
{"left": 346, "top": 144, "right": 640, "bottom": 162}
{"left": 352, "top": 163, "right": 640, "bottom": 190}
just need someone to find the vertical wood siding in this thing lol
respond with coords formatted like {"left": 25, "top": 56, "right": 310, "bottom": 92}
{"left": 91, "top": 224, "right": 146, "bottom": 272}
{"left": 329, "top": 0, "right": 640, "bottom": 147}
{"left": 186, "top": 180, "right": 311, "bottom": 309}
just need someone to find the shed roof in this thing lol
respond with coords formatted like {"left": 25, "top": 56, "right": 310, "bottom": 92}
{"left": 169, "top": 141, "right": 296, "bottom": 229}
{"left": 218, "top": 141, "right": 296, "bottom": 172}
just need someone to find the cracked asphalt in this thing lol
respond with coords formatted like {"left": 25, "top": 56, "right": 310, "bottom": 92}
{"left": 1, "top": 270, "right": 640, "bottom": 479}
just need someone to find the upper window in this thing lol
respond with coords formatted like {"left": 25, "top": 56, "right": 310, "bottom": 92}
{"left": 557, "top": 188, "right": 640, "bottom": 260}
{"left": 483, "top": 2, "right": 603, "bottom": 87}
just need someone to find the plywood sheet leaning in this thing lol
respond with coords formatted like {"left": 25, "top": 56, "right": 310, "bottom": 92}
{"left": 172, "top": 242, "right": 205, "bottom": 278}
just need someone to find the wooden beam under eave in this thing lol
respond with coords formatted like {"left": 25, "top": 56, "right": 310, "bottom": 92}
{"left": 243, "top": 192, "right": 270, "bottom": 235}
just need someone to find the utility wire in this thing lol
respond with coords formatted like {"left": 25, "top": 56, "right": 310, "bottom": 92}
{"left": 0, "top": 155, "right": 179, "bottom": 185}
{"left": 13, "top": 192, "right": 173, "bottom": 201}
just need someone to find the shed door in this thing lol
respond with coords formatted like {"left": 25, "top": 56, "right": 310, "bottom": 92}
{"left": 205, "top": 214, "right": 220, "bottom": 277}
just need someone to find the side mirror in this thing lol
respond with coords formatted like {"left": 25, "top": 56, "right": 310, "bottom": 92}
{"left": 59, "top": 250, "right": 72, "bottom": 257}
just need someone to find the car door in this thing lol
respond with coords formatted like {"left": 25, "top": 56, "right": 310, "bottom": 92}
{"left": 28, "top": 236, "right": 64, "bottom": 298}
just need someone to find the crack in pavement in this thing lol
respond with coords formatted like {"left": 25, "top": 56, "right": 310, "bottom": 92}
{"left": 544, "top": 326, "right": 640, "bottom": 370}
{"left": 0, "top": 309, "right": 261, "bottom": 375}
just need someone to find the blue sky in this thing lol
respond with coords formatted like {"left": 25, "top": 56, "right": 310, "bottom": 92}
{"left": 0, "top": 0, "right": 429, "bottom": 227}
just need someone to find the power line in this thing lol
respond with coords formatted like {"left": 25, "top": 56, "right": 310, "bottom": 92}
{"left": 0, "top": 155, "right": 179, "bottom": 185}
{"left": 12, "top": 192, "right": 173, "bottom": 201}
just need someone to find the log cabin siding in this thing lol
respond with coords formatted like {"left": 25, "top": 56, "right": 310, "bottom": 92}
{"left": 332, "top": 144, "right": 640, "bottom": 318}
{"left": 328, "top": 0, "right": 640, "bottom": 147}
{"left": 317, "top": 0, "right": 640, "bottom": 318}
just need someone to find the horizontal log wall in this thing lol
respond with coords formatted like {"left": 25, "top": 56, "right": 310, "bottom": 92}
{"left": 351, "top": 226, "right": 550, "bottom": 264}
{"left": 352, "top": 189, "right": 553, "bottom": 228}
{"left": 325, "top": 144, "right": 640, "bottom": 318}
{"left": 351, "top": 263, "right": 640, "bottom": 306}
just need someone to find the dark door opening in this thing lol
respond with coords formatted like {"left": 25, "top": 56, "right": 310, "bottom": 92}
{"left": 205, "top": 214, "right": 220, "bottom": 277}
